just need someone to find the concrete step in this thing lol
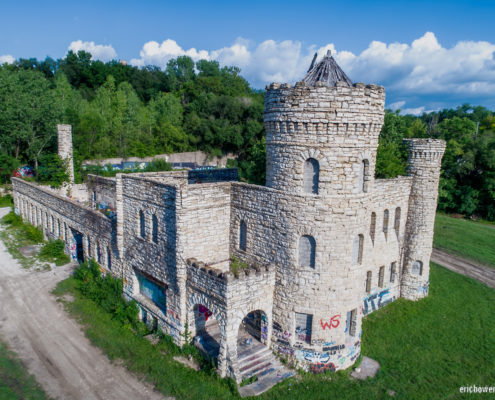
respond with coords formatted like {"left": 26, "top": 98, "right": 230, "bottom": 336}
{"left": 239, "top": 352, "right": 273, "bottom": 375}
{"left": 237, "top": 342, "right": 268, "bottom": 361}
{"left": 238, "top": 366, "right": 296, "bottom": 397}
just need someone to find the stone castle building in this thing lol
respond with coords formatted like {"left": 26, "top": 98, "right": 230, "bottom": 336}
{"left": 12, "top": 52, "right": 445, "bottom": 382}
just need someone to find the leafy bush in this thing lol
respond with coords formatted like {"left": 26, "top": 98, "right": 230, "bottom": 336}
{"left": 0, "top": 194, "right": 13, "bottom": 207}
{"left": 73, "top": 260, "right": 139, "bottom": 326}
{"left": 230, "top": 256, "right": 249, "bottom": 277}
{"left": 39, "top": 239, "right": 70, "bottom": 265}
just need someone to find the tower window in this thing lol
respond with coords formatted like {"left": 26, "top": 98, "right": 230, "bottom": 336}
{"left": 366, "top": 271, "right": 372, "bottom": 293}
{"left": 383, "top": 209, "right": 389, "bottom": 239}
{"left": 107, "top": 247, "right": 112, "bottom": 270}
{"left": 390, "top": 262, "right": 397, "bottom": 282}
{"left": 352, "top": 234, "right": 364, "bottom": 265}
{"left": 303, "top": 158, "right": 319, "bottom": 194}
{"left": 299, "top": 235, "right": 316, "bottom": 268}
{"left": 412, "top": 260, "right": 423, "bottom": 275}
{"left": 295, "top": 312, "right": 313, "bottom": 344}
{"left": 359, "top": 159, "right": 369, "bottom": 193}
{"left": 370, "top": 212, "right": 376, "bottom": 245}
{"left": 378, "top": 266, "right": 385, "bottom": 288}
{"left": 348, "top": 309, "right": 357, "bottom": 337}
{"left": 239, "top": 220, "right": 247, "bottom": 251}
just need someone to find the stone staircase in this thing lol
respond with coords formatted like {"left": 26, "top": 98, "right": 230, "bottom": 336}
{"left": 237, "top": 342, "right": 295, "bottom": 397}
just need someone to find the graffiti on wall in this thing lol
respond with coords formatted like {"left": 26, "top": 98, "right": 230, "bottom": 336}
{"left": 363, "top": 289, "right": 395, "bottom": 315}
{"left": 418, "top": 281, "right": 429, "bottom": 295}
{"left": 69, "top": 236, "right": 77, "bottom": 260}
{"left": 320, "top": 314, "right": 341, "bottom": 330}
{"left": 198, "top": 304, "right": 213, "bottom": 321}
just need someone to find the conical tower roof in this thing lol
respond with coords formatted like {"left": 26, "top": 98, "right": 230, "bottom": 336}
{"left": 303, "top": 50, "right": 352, "bottom": 87}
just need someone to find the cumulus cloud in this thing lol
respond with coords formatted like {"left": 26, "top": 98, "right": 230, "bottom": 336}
{"left": 0, "top": 54, "right": 15, "bottom": 64}
{"left": 68, "top": 40, "right": 117, "bottom": 62}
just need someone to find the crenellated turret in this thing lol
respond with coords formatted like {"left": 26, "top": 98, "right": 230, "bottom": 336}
{"left": 401, "top": 138, "right": 446, "bottom": 300}
{"left": 264, "top": 52, "right": 385, "bottom": 197}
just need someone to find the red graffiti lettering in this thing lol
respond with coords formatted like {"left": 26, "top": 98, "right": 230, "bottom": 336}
{"left": 320, "top": 315, "right": 341, "bottom": 330}
{"left": 310, "top": 362, "right": 336, "bottom": 374}
{"left": 198, "top": 305, "right": 212, "bottom": 321}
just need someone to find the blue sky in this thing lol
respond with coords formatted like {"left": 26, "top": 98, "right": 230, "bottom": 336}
{"left": 1, "top": 0, "right": 494, "bottom": 112}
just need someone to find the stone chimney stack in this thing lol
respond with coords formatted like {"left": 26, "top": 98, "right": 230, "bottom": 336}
{"left": 57, "top": 124, "right": 74, "bottom": 185}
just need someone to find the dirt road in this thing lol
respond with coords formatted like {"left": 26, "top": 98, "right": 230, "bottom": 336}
{"left": 431, "top": 248, "right": 495, "bottom": 288}
{"left": 0, "top": 208, "right": 167, "bottom": 400}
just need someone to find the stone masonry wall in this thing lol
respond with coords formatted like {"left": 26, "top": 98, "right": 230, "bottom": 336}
{"left": 86, "top": 175, "right": 116, "bottom": 209}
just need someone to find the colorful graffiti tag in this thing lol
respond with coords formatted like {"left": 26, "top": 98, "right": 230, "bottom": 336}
{"left": 310, "top": 362, "right": 336, "bottom": 374}
{"left": 363, "top": 289, "right": 395, "bottom": 315}
{"left": 198, "top": 304, "right": 213, "bottom": 321}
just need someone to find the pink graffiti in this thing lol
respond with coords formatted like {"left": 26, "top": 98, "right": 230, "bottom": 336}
{"left": 320, "top": 315, "right": 341, "bottom": 330}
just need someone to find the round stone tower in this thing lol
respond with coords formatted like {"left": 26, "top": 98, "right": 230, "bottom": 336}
{"left": 401, "top": 139, "right": 446, "bottom": 300}
{"left": 264, "top": 52, "right": 385, "bottom": 196}
{"left": 264, "top": 52, "right": 386, "bottom": 372}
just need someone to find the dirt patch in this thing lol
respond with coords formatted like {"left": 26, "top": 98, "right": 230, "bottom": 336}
{"left": 0, "top": 207, "right": 169, "bottom": 400}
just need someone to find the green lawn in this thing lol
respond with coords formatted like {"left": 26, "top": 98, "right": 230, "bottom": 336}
{"left": 0, "top": 341, "right": 49, "bottom": 400}
{"left": 434, "top": 213, "right": 495, "bottom": 268}
{"left": 54, "top": 264, "right": 495, "bottom": 400}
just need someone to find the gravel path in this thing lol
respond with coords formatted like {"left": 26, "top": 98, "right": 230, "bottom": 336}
{"left": 0, "top": 208, "right": 167, "bottom": 400}
{"left": 431, "top": 248, "right": 495, "bottom": 288}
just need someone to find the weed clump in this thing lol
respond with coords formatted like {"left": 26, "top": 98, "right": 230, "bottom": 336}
{"left": 39, "top": 240, "right": 70, "bottom": 266}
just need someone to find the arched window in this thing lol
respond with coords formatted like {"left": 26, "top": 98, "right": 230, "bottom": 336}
{"left": 383, "top": 209, "right": 389, "bottom": 239}
{"left": 412, "top": 260, "right": 423, "bottom": 275}
{"left": 390, "top": 262, "right": 397, "bottom": 283}
{"left": 152, "top": 214, "right": 158, "bottom": 243}
{"left": 239, "top": 220, "right": 247, "bottom": 251}
{"left": 303, "top": 158, "right": 319, "bottom": 194}
{"left": 352, "top": 234, "right": 364, "bottom": 264}
{"left": 370, "top": 212, "right": 376, "bottom": 244}
{"left": 394, "top": 207, "right": 401, "bottom": 237}
{"left": 359, "top": 159, "right": 369, "bottom": 193}
{"left": 299, "top": 235, "right": 316, "bottom": 268}
{"left": 139, "top": 210, "right": 145, "bottom": 238}
{"left": 378, "top": 266, "right": 385, "bottom": 288}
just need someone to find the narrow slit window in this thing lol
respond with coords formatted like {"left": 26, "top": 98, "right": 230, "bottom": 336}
{"left": 348, "top": 309, "right": 357, "bottom": 337}
{"left": 394, "top": 207, "right": 401, "bottom": 237}
{"left": 139, "top": 210, "right": 145, "bottom": 238}
{"left": 383, "top": 209, "right": 389, "bottom": 239}
{"left": 378, "top": 266, "right": 385, "bottom": 288}
{"left": 152, "top": 214, "right": 158, "bottom": 243}
{"left": 390, "top": 262, "right": 397, "bottom": 282}
{"left": 239, "top": 220, "right": 247, "bottom": 251}
{"left": 107, "top": 247, "right": 112, "bottom": 270}
{"left": 370, "top": 212, "right": 376, "bottom": 244}
{"left": 299, "top": 235, "right": 316, "bottom": 268}
{"left": 352, "top": 234, "right": 364, "bottom": 264}
{"left": 366, "top": 271, "right": 372, "bottom": 293}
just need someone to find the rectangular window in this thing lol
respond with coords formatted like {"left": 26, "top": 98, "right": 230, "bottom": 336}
{"left": 295, "top": 312, "right": 313, "bottom": 344}
{"left": 348, "top": 309, "right": 357, "bottom": 337}
{"left": 390, "top": 262, "right": 397, "bottom": 283}
{"left": 137, "top": 272, "right": 167, "bottom": 312}
{"left": 378, "top": 266, "right": 385, "bottom": 288}
{"left": 366, "top": 271, "right": 372, "bottom": 293}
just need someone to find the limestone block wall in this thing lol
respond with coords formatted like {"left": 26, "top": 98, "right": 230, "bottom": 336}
{"left": 180, "top": 183, "right": 232, "bottom": 270}
{"left": 12, "top": 178, "right": 117, "bottom": 273}
{"left": 401, "top": 139, "right": 446, "bottom": 300}
{"left": 264, "top": 82, "right": 385, "bottom": 196}
{"left": 86, "top": 175, "right": 116, "bottom": 209}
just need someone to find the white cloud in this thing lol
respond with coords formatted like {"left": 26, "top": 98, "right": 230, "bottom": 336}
{"left": 0, "top": 54, "right": 15, "bottom": 64}
{"left": 401, "top": 106, "right": 425, "bottom": 116}
{"left": 388, "top": 101, "right": 406, "bottom": 111}
{"left": 68, "top": 40, "right": 117, "bottom": 62}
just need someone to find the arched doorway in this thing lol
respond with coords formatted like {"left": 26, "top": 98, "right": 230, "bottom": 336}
{"left": 192, "top": 304, "right": 220, "bottom": 359}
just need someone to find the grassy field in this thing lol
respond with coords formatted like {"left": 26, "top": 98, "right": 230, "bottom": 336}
{"left": 53, "top": 264, "right": 495, "bottom": 400}
{"left": 434, "top": 213, "right": 495, "bottom": 268}
{"left": 0, "top": 341, "right": 49, "bottom": 400}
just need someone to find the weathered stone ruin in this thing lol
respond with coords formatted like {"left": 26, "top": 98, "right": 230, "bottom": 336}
{"left": 12, "top": 52, "right": 445, "bottom": 382}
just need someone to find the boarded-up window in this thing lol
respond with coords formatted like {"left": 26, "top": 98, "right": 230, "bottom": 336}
{"left": 370, "top": 212, "right": 376, "bottom": 244}
{"left": 303, "top": 158, "right": 319, "bottom": 194}
{"left": 239, "top": 220, "right": 247, "bottom": 251}
{"left": 366, "top": 271, "right": 372, "bottom": 293}
{"left": 390, "top": 262, "right": 397, "bottom": 282}
{"left": 295, "top": 312, "right": 312, "bottom": 344}
{"left": 299, "top": 235, "right": 316, "bottom": 268}
{"left": 383, "top": 209, "right": 389, "bottom": 239}
{"left": 378, "top": 266, "right": 385, "bottom": 287}
{"left": 412, "top": 260, "right": 423, "bottom": 275}
{"left": 137, "top": 273, "right": 167, "bottom": 312}
{"left": 352, "top": 234, "right": 364, "bottom": 264}
{"left": 348, "top": 309, "right": 357, "bottom": 336}
{"left": 394, "top": 207, "right": 401, "bottom": 237}
{"left": 139, "top": 210, "right": 145, "bottom": 238}
{"left": 152, "top": 214, "right": 158, "bottom": 243}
